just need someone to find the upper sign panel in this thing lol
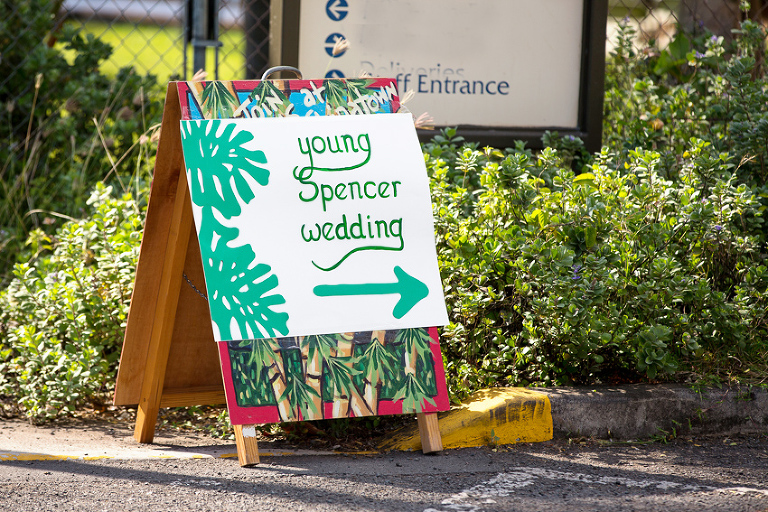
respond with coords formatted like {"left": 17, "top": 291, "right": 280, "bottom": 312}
{"left": 179, "top": 113, "right": 449, "bottom": 341}
{"left": 298, "top": 0, "right": 585, "bottom": 128}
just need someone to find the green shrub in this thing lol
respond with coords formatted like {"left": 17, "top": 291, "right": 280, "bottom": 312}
{"left": 0, "top": 184, "right": 142, "bottom": 420}
{"left": 604, "top": 18, "right": 768, "bottom": 188}
{"left": 0, "top": 0, "right": 161, "bottom": 281}
{"left": 430, "top": 134, "right": 766, "bottom": 401}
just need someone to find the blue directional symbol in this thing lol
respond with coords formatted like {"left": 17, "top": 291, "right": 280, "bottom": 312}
{"left": 325, "top": 69, "right": 345, "bottom": 79}
{"left": 325, "top": 33, "right": 347, "bottom": 57}
{"left": 326, "top": 0, "right": 348, "bottom": 21}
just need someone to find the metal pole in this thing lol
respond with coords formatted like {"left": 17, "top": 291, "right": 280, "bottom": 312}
{"left": 183, "top": 0, "right": 191, "bottom": 79}
{"left": 192, "top": 0, "right": 207, "bottom": 75}
{"left": 212, "top": 0, "right": 220, "bottom": 79}
{"left": 245, "top": 0, "right": 270, "bottom": 79}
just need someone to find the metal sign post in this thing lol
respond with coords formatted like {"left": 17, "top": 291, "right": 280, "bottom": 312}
{"left": 184, "top": 0, "right": 223, "bottom": 79}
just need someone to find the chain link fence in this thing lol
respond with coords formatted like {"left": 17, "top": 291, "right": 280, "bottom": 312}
{"left": 45, "top": 0, "right": 269, "bottom": 81}
{"left": 1, "top": 0, "right": 269, "bottom": 153}
{"left": 609, "top": 0, "right": 767, "bottom": 48}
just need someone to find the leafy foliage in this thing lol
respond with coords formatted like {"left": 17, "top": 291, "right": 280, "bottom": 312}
{"left": 0, "top": 185, "right": 142, "bottom": 420}
{"left": 0, "top": 0, "right": 161, "bottom": 281}
{"left": 603, "top": 19, "right": 768, "bottom": 188}
{"left": 433, "top": 136, "right": 766, "bottom": 399}
{"left": 3, "top": 14, "right": 768, "bottom": 423}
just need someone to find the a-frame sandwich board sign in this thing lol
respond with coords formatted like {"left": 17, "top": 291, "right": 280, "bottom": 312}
{"left": 115, "top": 78, "right": 450, "bottom": 465}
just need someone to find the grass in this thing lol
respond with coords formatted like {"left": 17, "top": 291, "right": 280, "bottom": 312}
{"left": 69, "top": 21, "right": 247, "bottom": 83}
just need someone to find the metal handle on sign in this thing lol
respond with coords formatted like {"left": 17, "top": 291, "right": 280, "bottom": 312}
{"left": 261, "top": 66, "right": 303, "bottom": 80}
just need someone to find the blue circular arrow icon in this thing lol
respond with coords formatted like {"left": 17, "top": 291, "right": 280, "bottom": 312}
{"left": 326, "top": 0, "right": 348, "bottom": 21}
{"left": 324, "top": 33, "right": 347, "bottom": 57}
{"left": 325, "top": 69, "right": 345, "bottom": 79}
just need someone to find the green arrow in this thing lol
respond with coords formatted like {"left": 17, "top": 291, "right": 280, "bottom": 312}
{"left": 313, "top": 266, "right": 429, "bottom": 319}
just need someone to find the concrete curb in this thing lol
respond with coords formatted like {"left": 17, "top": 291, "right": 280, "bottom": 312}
{"left": 378, "top": 384, "right": 768, "bottom": 451}
{"left": 539, "top": 384, "right": 768, "bottom": 440}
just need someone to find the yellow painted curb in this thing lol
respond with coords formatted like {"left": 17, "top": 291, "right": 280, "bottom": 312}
{"left": 0, "top": 453, "right": 80, "bottom": 462}
{"left": 380, "top": 388, "right": 553, "bottom": 451}
{"left": 0, "top": 450, "right": 377, "bottom": 462}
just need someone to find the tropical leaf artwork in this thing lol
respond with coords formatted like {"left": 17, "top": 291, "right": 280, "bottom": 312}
{"left": 386, "top": 328, "right": 439, "bottom": 405}
{"left": 199, "top": 81, "right": 240, "bottom": 119}
{"left": 247, "top": 80, "right": 293, "bottom": 117}
{"left": 180, "top": 120, "right": 289, "bottom": 340}
{"left": 323, "top": 78, "right": 382, "bottom": 115}
{"left": 226, "top": 328, "right": 444, "bottom": 423}
{"left": 345, "top": 78, "right": 378, "bottom": 108}
{"left": 323, "top": 79, "right": 348, "bottom": 113}
{"left": 280, "top": 368, "right": 321, "bottom": 421}
{"left": 181, "top": 78, "right": 401, "bottom": 121}
{"left": 358, "top": 332, "right": 397, "bottom": 408}
{"left": 392, "top": 372, "right": 437, "bottom": 414}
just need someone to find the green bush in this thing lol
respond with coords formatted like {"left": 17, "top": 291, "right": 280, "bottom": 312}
{"left": 0, "top": 0, "right": 161, "bottom": 281}
{"left": 430, "top": 136, "right": 766, "bottom": 401}
{"left": 2, "top": 13, "right": 768, "bottom": 422}
{"left": 0, "top": 184, "right": 142, "bottom": 420}
{"left": 604, "top": 19, "right": 768, "bottom": 188}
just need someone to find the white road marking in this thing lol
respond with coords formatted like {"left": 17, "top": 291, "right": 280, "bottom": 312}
{"left": 169, "top": 479, "right": 223, "bottom": 487}
{"left": 424, "top": 467, "right": 768, "bottom": 512}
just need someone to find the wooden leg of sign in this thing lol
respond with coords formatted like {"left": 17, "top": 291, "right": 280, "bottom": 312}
{"left": 234, "top": 424, "right": 260, "bottom": 466}
{"left": 134, "top": 170, "right": 194, "bottom": 444}
{"left": 417, "top": 412, "right": 443, "bottom": 454}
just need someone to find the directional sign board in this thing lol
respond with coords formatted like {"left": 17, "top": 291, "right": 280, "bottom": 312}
{"left": 179, "top": 113, "right": 449, "bottom": 341}
{"left": 272, "top": 0, "right": 607, "bottom": 151}
{"left": 144, "top": 78, "right": 454, "bottom": 427}
{"left": 117, "top": 79, "right": 449, "bottom": 458}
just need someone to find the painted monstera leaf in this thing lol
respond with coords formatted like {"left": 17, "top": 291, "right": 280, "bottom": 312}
{"left": 182, "top": 120, "right": 270, "bottom": 219}
{"left": 180, "top": 119, "right": 289, "bottom": 341}
{"left": 204, "top": 243, "right": 289, "bottom": 340}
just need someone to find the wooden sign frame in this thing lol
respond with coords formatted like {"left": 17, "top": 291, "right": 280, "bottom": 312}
{"left": 114, "top": 81, "right": 444, "bottom": 466}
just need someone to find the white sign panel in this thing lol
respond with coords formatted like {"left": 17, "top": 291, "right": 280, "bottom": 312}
{"left": 298, "top": 0, "right": 585, "bottom": 128}
{"left": 180, "top": 113, "right": 449, "bottom": 341}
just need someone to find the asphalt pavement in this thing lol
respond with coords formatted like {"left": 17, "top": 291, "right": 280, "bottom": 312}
{"left": 1, "top": 434, "right": 767, "bottom": 512}
{"left": 1, "top": 384, "right": 767, "bottom": 511}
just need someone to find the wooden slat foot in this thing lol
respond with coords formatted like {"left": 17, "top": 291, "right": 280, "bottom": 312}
{"left": 417, "top": 412, "right": 443, "bottom": 453}
{"left": 234, "top": 424, "right": 260, "bottom": 466}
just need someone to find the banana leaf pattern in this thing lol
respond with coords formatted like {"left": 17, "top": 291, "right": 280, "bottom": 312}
{"left": 225, "top": 328, "right": 444, "bottom": 422}
{"left": 177, "top": 79, "right": 449, "bottom": 424}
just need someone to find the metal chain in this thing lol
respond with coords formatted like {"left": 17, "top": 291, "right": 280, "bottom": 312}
{"left": 183, "top": 272, "right": 208, "bottom": 301}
